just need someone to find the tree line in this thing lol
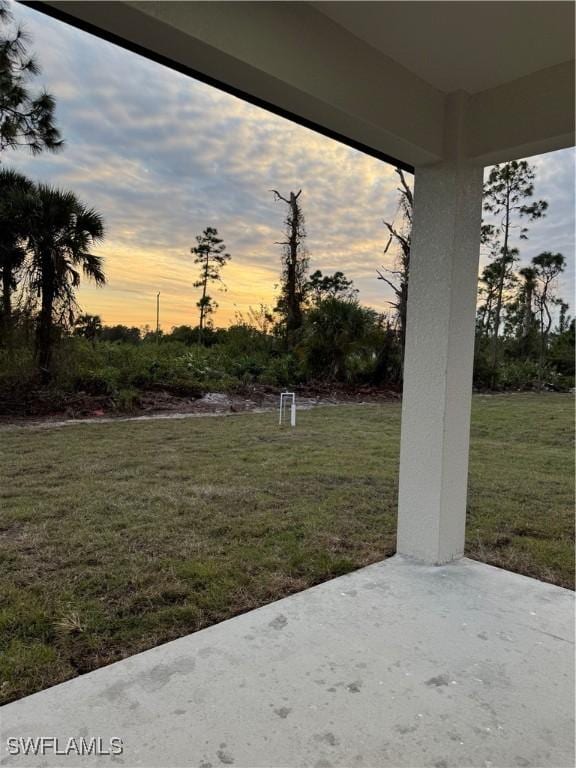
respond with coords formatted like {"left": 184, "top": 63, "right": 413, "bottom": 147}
{"left": 0, "top": 2, "right": 573, "bottom": 406}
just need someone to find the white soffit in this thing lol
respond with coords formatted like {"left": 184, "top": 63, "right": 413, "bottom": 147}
{"left": 312, "top": 1, "right": 575, "bottom": 94}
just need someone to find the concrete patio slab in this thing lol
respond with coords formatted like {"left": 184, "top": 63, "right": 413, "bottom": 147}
{"left": 1, "top": 556, "right": 574, "bottom": 768}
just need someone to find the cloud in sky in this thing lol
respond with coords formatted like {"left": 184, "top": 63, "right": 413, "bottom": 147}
{"left": 5, "top": 3, "right": 575, "bottom": 330}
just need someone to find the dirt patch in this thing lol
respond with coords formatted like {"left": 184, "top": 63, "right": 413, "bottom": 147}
{"left": 0, "top": 384, "right": 400, "bottom": 430}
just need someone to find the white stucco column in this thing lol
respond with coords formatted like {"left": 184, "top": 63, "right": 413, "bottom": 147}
{"left": 396, "top": 160, "right": 483, "bottom": 564}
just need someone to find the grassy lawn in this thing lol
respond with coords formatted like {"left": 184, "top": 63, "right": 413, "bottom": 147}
{"left": 0, "top": 394, "right": 573, "bottom": 704}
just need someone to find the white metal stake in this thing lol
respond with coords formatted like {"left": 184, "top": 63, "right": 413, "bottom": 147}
{"left": 279, "top": 392, "right": 296, "bottom": 427}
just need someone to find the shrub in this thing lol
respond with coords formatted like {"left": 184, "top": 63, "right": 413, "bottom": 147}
{"left": 496, "top": 360, "right": 542, "bottom": 390}
{"left": 73, "top": 370, "right": 118, "bottom": 396}
{"left": 299, "top": 298, "right": 381, "bottom": 383}
{"left": 260, "top": 354, "right": 302, "bottom": 387}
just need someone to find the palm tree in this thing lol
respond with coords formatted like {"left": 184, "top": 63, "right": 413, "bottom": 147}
{"left": 0, "top": 168, "right": 33, "bottom": 344}
{"left": 73, "top": 313, "right": 102, "bottom": 343}
{"left": 301, "top": 297, "right": 378, "bottom": 382}
{"left": 27, "top": 185, "right": 105, "bottom": 381}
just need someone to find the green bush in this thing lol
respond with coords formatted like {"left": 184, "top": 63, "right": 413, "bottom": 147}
{"left": 496, "top": 360, "right": 542, "bottom": 390}
{"left": 299, "top": 298, "right": 381, "bottom": 383}
{"left": 260, "top": 354, "right": 302, "bottom": 387}
{"left": 72, "top": 371, "right": 117, "bottom": 396}
{"left": 494, "top": 360, "right": 572, "bottom": 391}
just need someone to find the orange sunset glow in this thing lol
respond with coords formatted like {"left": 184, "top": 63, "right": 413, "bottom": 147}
{"left": 7, "top": 3, "right": 574, "bottom": 331}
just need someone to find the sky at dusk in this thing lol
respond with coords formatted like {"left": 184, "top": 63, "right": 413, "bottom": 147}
{"left": 6, "top": 2, "right": 575, "bottom": 330}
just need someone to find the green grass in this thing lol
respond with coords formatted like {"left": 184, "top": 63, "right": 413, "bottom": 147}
{"left": 0, "top": 394, "right": 573, "bottom": 703}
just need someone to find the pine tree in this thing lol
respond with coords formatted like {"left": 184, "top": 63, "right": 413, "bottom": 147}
{"left": 0, "top": 2, "right": 63, "bottom": 156}
{"left": 191, "top": 227, "right": 230, "bottom": 342}
{"left": 482, "top": 160, "right": 547, "bottom": 385}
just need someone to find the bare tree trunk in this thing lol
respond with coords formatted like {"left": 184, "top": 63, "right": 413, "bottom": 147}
{"left": 490, "top": 188, "right": 511, "bottom": 388}
{"left": 398, "top": 280, "right": 407, "bottom": 367}
{"left": 537, "top": 292, "right": 552, "bottom": 392}
{"left": 1, "top": 267, "right": 12, "bottom": 347}
{"left": 285, "top": 192, "right": 302, "bottom": 336}
{"left": 522, "top": 284, "right": 534, "bottom": 339}
{"left": 537, "top": 308, "right": 545, "bottom": 392}
{"left": 377, "top": 168, "right": 412, "bottom": 376}
{"left": 272, "top": 189, "right": 305, "bottom": 347}
{"left": 198, "top": 252, "right": 209, "bottom": 344}
{"left": 36, "top": 251, "right": 54, "bottom": 384}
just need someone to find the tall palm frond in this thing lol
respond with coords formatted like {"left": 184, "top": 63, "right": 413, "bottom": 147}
{"left": 25, "top": 184, "right": 105, "bottom": 379}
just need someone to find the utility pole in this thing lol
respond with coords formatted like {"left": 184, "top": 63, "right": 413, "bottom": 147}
{"left": 156, "top": 292, "right": 160, "bottom": 342}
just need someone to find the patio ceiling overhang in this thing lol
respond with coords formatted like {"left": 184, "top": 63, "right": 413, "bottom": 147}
{"left": 30, "top": 1, "right": 576, "bottom": 169}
